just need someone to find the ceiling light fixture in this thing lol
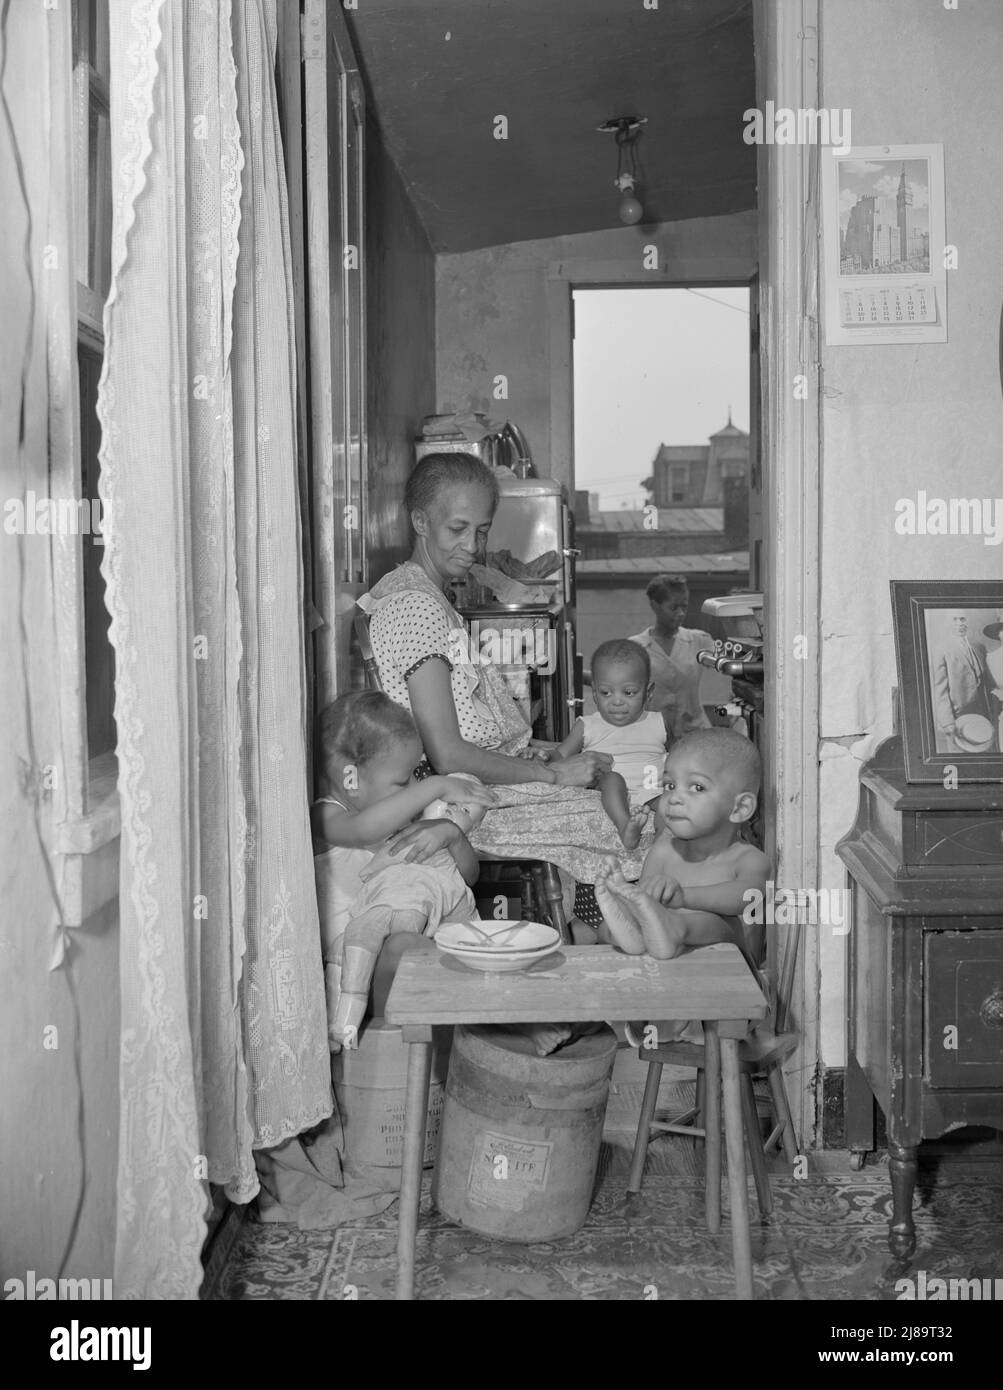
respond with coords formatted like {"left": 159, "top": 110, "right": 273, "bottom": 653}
{"left": 598, "top": 115, "right": 647, "bottom": 225}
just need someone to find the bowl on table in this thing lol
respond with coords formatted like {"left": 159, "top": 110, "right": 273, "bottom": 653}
{"left": 434, "top": 919, "right": 561, "bottom": 973}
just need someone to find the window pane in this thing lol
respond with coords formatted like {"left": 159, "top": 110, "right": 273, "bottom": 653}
{"left": 90, "top": 0, "right": 109, "bottom": 87}
{"left": 78, "top": 344, "right": 116, "bottom": 762}
{"left": 87, "top": 102, "right": 112, "bottom": 301}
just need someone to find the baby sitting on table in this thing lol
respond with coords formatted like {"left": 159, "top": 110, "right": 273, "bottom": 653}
{"left": 593, "top": 728, "right": 771, "bottom": 1043}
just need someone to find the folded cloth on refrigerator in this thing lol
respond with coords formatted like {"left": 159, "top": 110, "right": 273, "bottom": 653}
{"left": 468, "top": 564, "right": 554, "bottom": 607}
{"left": 486, "top": 547, "right": 563, "bottom": 580}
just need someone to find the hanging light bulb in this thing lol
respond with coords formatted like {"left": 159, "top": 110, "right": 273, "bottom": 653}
{"left": 616, "top": 173, "right": 644, "bottom": 225}
{"left": 599, "top": 115, "right": 647, "bottom": 226}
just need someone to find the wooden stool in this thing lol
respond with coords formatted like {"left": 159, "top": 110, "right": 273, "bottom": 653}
{"left": 627, "top": 1027, "right": 799, "bottom": 1223}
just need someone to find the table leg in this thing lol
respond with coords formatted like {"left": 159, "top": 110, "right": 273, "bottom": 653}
{"left": 396, "top": 1040, "right": 432, "bottom": 1301}
{"left": 703, "top": 1023, "right": 722, "bottom": 1233}
{"left": 721, "top": 1035, "right": 754, "bottom": 1300}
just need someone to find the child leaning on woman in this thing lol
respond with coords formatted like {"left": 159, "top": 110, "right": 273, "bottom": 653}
{"left": 311, "top": 691, "right": 495, "bottom": 1052}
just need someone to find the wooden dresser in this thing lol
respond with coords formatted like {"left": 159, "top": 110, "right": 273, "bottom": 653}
{"left": 836, "top": 735, "right": 1003, "bottom": 1264}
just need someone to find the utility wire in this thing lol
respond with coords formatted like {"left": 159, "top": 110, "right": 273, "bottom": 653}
{"left": 684, "top": 288, "right": 750, "bottom": 315}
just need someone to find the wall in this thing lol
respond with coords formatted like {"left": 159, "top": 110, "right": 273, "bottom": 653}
{"left": 435, "top": 212, "right": 758, "bottom": 484}
{"left": 0, "top": 11, "right": 118, "bottom": 1286}
{"left": 365, "top": 116, "right": 437, "bottom": 584}
{"left": 816, "top": 0, "right": 1003, "bottom": 1065}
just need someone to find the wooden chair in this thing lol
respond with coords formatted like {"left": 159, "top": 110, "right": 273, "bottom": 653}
{"left": 627, "top": 928, "right": 801, "bottom": 1220}
{"left": 351, "top": 609, "right": 570, "bottom": 942}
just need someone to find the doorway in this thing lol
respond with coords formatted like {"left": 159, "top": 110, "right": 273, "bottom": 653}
{"left": 570, "top": 284, "right": 752, "bottom": 683}
{"left": 547, "top": 225, "right": 817, "bottom": 1144}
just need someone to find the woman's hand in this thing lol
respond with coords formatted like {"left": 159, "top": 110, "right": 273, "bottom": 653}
{"left": 548, "top": 751, "right": 613, "bottom": 787}
{"left": 387, "top": 819, "right": 460, "bottom": 864}
{"left": 430, "top": 776, "right": 496, "bottom": 808}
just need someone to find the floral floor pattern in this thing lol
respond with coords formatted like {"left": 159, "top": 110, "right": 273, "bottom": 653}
{"left": 203, "top": 1151, "right": 1003, "bottom": 1301}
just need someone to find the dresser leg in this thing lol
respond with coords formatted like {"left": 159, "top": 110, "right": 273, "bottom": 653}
{"left": 887, "top": 1140, "right": 918, "bottom": 1264}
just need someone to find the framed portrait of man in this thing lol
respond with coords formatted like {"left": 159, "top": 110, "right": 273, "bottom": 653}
{"left": 891, "top": 581, "right": 1003, "bottom": 783}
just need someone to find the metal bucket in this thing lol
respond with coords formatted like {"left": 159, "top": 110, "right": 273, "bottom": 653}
{"left": 432, "top": 1024, "right": 618, "bottom": 1241}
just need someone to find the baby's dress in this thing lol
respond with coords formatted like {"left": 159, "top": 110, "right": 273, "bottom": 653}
{"left": 580, "top": 710, "right": 668, "bottom": 804}
{"left": 313, "top": 796, "right": 477, "bottom": 1047}
{"left": 314, "top": 803, "right": 372, "bottom": 1021}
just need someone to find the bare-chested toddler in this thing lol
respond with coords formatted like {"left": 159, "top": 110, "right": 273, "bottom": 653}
{"left": 594, "top": 728, "right": 770, "bottom": 994}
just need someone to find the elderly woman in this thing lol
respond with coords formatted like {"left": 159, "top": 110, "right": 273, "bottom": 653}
{"left": 357, "top": 453, "right": 654, "bottom": 903}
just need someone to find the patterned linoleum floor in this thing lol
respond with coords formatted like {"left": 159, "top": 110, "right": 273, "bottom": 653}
{"left": 203, "top": 1078, "right": 1003, "bottom": 1301}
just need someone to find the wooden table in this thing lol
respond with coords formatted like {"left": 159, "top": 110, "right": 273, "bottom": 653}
{"left": 384, "top": 943, "right": 768, "bottom": 1300}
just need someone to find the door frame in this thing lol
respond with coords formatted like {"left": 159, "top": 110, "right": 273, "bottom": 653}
{"left": 546, "top": 0, "right": 823, "bottom": 1147}
{"left": 753, "top": 0, "right": 822, "bottom": 1150}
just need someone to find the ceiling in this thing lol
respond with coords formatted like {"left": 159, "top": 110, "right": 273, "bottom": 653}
{"left": 346, "top": 0, "right": 757, "bottom": 254}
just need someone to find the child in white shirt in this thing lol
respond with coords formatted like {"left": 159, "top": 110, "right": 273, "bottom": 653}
{"left": 553, "top": 639, "right": 670, "bottom": 849}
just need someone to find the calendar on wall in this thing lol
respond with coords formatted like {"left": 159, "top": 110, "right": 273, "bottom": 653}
{"left": 823, "top": 144, "right": 947, "bottom": 345}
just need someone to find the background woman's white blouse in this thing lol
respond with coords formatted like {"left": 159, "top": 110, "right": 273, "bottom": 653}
{"left": 628, "top": 625, "right": 715, "bottom": 740}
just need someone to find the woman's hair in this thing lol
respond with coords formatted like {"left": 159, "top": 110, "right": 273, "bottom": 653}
{"left": 590, "top": 638, "right": 651, "bottom": 684}
{"left": 646, "top": 573, "right": 689, "bottom": 605}
{"left": 318, "top": 691, "right": 419, "bottom": 769}
{"left": 404, "top": 452, "right": 500, "bottom": 522}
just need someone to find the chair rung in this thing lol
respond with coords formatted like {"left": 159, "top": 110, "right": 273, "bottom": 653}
{"left": 654, "top": 1105, "right": 699, "bottom": 1127}
{"left": 764, "top": 1123, "right": 783, "bottom": 1152}
{"left": 650, "top": 1120, "right": 707, "bottom": 1139}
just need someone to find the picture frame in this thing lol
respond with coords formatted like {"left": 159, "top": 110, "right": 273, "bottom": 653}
{"left": 822, "top": 143, "right": 947, "bottom": 345}
{"left": 890, "top": 580, "right": 1003, "bottom": 783}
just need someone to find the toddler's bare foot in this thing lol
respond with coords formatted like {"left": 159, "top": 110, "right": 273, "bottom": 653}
{"left": 594, "top": 867, "right": 645, "bottom": 954}
{"left": 614, "top": 879, "right": 687, "bottom": 959}
{"left": 618, "top": 806, "right": 648, "bottom": 851}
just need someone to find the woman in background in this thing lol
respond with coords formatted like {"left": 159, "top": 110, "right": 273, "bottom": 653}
{"left": 628, "top": 573, "right": 716, "bottom": 740}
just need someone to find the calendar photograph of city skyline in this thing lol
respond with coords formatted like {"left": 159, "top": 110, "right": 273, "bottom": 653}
{"left": 837, "top": 156, "right": 931, "bottom": 274}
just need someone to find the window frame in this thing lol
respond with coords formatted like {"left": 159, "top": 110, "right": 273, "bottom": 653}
{"left": 48, "top": 0, "right": 120, "bottom": 924}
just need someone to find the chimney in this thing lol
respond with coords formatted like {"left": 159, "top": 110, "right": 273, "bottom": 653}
{"left": 573, "top": 489, "right": 592, "bottom": 527}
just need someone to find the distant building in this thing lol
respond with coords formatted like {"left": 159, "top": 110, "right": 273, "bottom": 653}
{"left": 573, "top": 504, "right": 742, "bottom": 560}
{"left": 642, "top": 415, "right": 749, "bottom": 510}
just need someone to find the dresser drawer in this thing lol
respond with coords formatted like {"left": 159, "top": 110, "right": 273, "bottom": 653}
{"left": 925, "top": 930, "right": 1003, "bottom": 1087}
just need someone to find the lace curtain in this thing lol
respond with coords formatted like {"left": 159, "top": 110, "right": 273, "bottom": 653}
{"left": 97, "top": 0, "right": 330, "bottom": 1298}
